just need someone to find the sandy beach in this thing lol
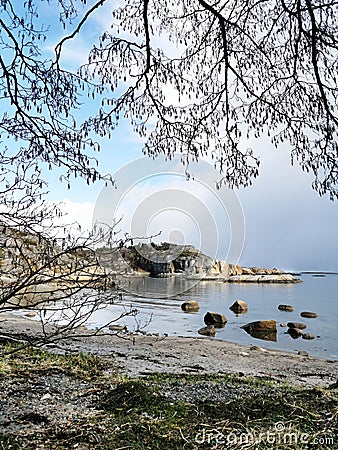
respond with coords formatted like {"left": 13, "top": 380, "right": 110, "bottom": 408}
{"left": 1, "top": 312, "right": 337, "bottom": 387}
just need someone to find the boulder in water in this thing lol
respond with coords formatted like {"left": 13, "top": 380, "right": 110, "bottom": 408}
{"left": 204, "top": 312, "right": 227, "bottom": 326}
{"left": 300, "top": 311, "right": 318, "bottom": 319}
{"left": 302, "top": 333, "right": 315, "bottom": 340}
{"left": 181, "top": 300, "right": 200, "bottom": 312}
{"left": 229, "top": 300, "right": 248, "bottom": 313}
{"left": 241, "top": 320, "right": 277, "bottom": 332}
{"left": 198, "top": 325, "right": 216, "bottom": 337}
{"left": 287, "top": 328, "right": 303, "bottom": 339}
{"left": 278, "top": 304, "right": 294, "bottom": 312}
{"left": 287, "top": 322, "right": 307, "bottom": 330}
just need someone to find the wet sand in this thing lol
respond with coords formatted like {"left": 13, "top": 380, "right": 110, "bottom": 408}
{"left": 1, "top": 313, "right": 337, "bottom": 387}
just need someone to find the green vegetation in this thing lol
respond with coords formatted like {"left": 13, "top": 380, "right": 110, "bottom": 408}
{"left": 0, "top": 346, "right": 337, "bottom": 449}
{"left": 0, "top": 344, "right": 110, "bottom": 380}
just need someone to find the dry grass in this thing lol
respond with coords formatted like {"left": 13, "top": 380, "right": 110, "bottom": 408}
{"left": 0, "top": 345, "right": 337, "bottom": 449}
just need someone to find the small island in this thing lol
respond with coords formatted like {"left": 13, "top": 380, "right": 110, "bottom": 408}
{"left": 98, "top": 242, "right": 301, "bottom": 283}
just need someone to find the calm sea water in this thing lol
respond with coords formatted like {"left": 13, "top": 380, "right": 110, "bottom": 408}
{"left": 89, "top": 273, "right": 338, "bottom": 360}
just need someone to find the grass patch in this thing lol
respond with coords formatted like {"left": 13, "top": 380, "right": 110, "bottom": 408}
{"left": 98, "top": 375, "right": 337, "bottom": 449}
{"left": 0, "top": 347, "right": 337, "bottom": 449}
{"left": 0, "top": 342, "right": 115, "bottom": 380}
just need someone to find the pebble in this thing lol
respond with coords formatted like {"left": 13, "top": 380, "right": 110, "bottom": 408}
{"left": 250, "top": 346, "right": 266, "bottom": 352}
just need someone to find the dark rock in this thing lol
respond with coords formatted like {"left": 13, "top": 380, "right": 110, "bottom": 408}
{"left": 298, "top": 350, "right": 309, "bottom": 356}
{"left": 241, "top": 320, "right": 277, "bottom": 341}
{"left": 241, "top": 320, "right": 276, "bottom": 332}
{"left": 198, "top": 325, "right": 216, "bottom": 336}
{"left": 204, "top": 312, "right": 227, "bottom": 326}
{"left": 181, "top": 300, "right": 200, "bottom": 312}
{"left": 245, "top": 330, "right": 277, "bottom": 342}
{"left": 278, "top": 304, "right": 294, "bottom": 312}
{"left": 287, "top": 328, "right": 303, "bottom": 339}
{"left": 229, "top": 300, "right": 248, "bottom": 313}
{"left": 302, "top": 333, "right": 315, "bottom": 340}
{"left": 300, "top": 311, "right": 318, "bottom": 319}
{"left": 287, "top": 322, "right": 307, "bottom": 330}
{"left": 328, "top": 379, "right": 338, "bottom": 389}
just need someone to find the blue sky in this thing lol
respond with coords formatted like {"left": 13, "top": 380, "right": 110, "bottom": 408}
{"left": 5, "top": 1, "right": 338, "bottom": 271}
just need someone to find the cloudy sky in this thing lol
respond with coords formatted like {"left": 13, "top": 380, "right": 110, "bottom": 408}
{"left": 53, "top": 130, "right": 338, "bottom": 272}
{"left": 15, "top": 1, "right": 338, "bottom": 272}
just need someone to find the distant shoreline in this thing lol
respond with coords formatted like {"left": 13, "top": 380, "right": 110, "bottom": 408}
{"left": 300, "top": 271, "right": 338, "bottom": 274}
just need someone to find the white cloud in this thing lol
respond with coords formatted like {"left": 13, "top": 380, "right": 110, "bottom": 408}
{"left": 92, "top": 165, "right": 240, "bottom": 261}
{"left": 47, "top": 198, "right": 95, "bottom": 235}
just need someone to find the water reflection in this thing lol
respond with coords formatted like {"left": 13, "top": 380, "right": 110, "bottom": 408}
{"left": 242, "top": 328, "right": 277, "bottom": 342}
{"left": 117, "top": 275, "right": 202, "bottom": 298}
{"left": 86, "top": 274, "right": 337, "bottom": 359}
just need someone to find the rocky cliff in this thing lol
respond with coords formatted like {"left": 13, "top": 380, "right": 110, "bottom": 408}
{"left": 1, "top": 227, "right": 300, "bottom": 286}
{"left": 99, "top": 242, "right": 299, "bottom": 283}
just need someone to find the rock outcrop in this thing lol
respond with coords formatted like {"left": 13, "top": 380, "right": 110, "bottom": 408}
{"left": 228, "top": 274, "right": 300, "bottom": 283}
{"left": 105, "top": 242, "right": 301, "bottom": 283}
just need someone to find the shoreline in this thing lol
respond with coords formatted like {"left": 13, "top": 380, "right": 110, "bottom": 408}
{"left": 1, "top": 312, "right": 337, "bottom": 387}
